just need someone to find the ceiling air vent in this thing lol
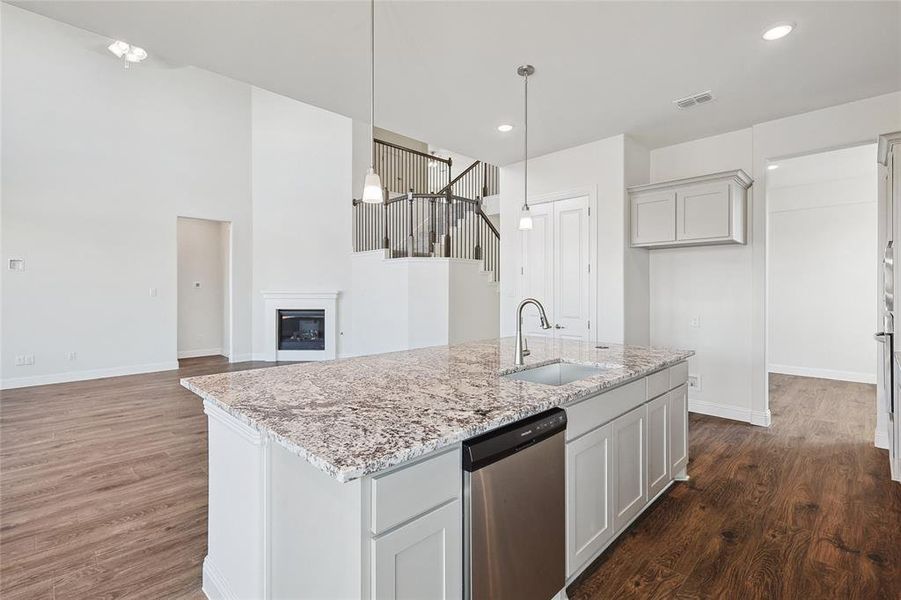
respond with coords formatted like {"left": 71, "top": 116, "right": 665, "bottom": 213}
{"left": 673, "top": 90, "right": 715, "bottom": 109}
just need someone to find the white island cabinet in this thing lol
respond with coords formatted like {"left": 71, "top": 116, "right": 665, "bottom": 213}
{"left": 563, "top": 361, "right": 689, "bottom": 579}
{"left": 185, "top": 337, "right": 692, "bottom": 600}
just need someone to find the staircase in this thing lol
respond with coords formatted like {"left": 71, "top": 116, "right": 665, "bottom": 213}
{"left": 352, "top": 140, "right": 500, "bottom": 281}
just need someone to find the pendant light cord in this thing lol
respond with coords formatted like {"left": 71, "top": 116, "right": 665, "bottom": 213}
{"left": 523, "top": 69, "right": 528, "bottom": 208}
{"left": 370, "top": 0, "right": 375, "bottom": 171}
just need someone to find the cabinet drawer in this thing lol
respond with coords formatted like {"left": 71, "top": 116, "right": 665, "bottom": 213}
{"left": 370, "top": 448, "right": 460, "bottom": 535}
{"left": 566, "top": 379, "right": 645, "bottom": 441}
{"left": 669, "top": 362, "right": 689, "bottom": 389}
{"left": 646, "top": 369, "right": 669, "bottom": 400}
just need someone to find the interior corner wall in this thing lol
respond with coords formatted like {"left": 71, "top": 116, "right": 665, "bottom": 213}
{"left": 250, "top": 87, "right": 353, "bottom": 360}
{"left": 767, "top": 174, "right": 877, "bottom": 383}
{"left": 1, "top": 4, "right": 253, "bottom": 387}
{"left": 623, "top": 136, "right": 651, "bottom": 346}
{"left": 499, "top": 135, "right": 628, "bottom": 343}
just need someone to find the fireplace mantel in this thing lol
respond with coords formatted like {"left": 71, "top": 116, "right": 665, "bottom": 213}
{"left": 261, "top": 291, "right": 339, "bottom": 362}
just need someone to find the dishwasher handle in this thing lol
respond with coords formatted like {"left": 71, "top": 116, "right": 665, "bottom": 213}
{"left": 462, "top": 408, "right": 566, "bottom": 472}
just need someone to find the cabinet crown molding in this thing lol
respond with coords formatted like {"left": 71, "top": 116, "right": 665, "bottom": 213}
{"left": 627, "top": 169, "right": 753, "bottom": 194}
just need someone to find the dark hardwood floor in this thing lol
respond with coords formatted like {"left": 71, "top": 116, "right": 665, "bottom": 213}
{"left": 1, "top": 363, "right": 899, "bottom": 599}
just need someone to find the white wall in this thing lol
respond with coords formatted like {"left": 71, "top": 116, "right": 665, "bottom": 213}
{"left": 649, "top": 129, "right": 755, "bottom": 422}
{"left": 767, "top": 148, "right": 878, "bottom": 383}
{"left": 177, "top": 218, "right": 228, "bottom": 358}
{"left": 1, "top": 5, "right": 253, "bottom": 387}
{"left": 251, "top": 88, "right": 353, "bottom": 359}
{"left": 350, "top": 252, "right": 498, "bottom": 356}
{"left": 649, "top": 92, "right": 901, "bottom": 425}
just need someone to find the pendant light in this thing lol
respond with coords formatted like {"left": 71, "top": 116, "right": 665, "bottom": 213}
{"left": 361, "top": 0, "right": 383, "bottom": 203}
{"left": 517, "top": 65, "right": 535, "bottom": 230}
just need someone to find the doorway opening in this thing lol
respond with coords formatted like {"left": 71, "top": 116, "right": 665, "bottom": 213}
{"left": 177, "top": 217, "right": 232, "bottom": 360}
{"left": 765, "top": 143, "right": 878, "bottom": 414}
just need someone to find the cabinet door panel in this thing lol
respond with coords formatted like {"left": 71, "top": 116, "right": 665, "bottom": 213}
{"left": 612, "top": 406, "right": 647, "bottom": 533}
{"left": 669, "top": 384, "right": 689, "bottom": 475}
{"left": 632, "top": 191, "right": 676, "bottom": 245}
{"left": 646, "top": 394, "right": 670, "bottom": 499}
{"left": 676, "top": 183, "right": 731, "bottom": 241}
{"left": 371, "top": 500, "right": 461, "bottom": 600}
{"left": 565, "top": 424, "right": 613, "bottom": 576}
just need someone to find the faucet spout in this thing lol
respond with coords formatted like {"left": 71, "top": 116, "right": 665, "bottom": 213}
{"left": 514, "top": 298, "right": 551, "bottom": 366}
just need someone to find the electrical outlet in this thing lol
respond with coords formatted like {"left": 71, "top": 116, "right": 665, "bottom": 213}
{"left": 688, "top": 374, "right": 701, "bottom": 391}
{"left": 689, "top": 316, "right": 700, "bottom": 328}
{"left": 149, "top": 287, "right": 158, "bottom": 297}
{"left": 15, "top": 354, "right": 35, "bottom": 366}
{"left": 67, "top": 351, "right": 77, "bottom": 361}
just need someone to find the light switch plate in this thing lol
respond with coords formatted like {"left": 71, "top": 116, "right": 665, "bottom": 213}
{"left": 8, "top": 258, "right": 25, "bottom": 272}
{"left": 688, "top": 374, "right": 701, "bottom": 391}
{"left": 689, "top": 316, "right": 700, "bottom": 328}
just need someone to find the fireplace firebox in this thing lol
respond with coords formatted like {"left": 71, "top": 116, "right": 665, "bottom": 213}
{"left": 278, "top": 309, "right": 325, "bottom": 351}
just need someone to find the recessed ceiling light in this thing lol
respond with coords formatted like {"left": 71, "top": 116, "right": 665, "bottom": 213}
{"left": 497, "top": 124, "right": 514, "bottom": 133}
{"left": 768, "top": 164, "right": 780, "bottom": 171}
{"left": 762, "top": 23, "right": 794, "bottom": 41}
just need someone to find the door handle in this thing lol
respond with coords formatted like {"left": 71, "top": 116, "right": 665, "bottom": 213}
{"left": 554, "top": 324, "right": 565, "bottom": 329}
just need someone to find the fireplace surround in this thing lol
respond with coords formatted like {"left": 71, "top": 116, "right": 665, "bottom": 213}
{"left": 261, "top": 291, "right": 338, "bottom": 361}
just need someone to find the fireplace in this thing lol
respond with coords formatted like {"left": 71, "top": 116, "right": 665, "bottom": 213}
{"left": 278, "top": 309, "right": 325, "bottom": 351}
{"left": 261, "top": 291, "right": 339, "bottom": 361}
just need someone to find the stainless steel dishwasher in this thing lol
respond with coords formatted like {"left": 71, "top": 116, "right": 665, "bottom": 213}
{"left": 463, "top": 408, "right": 566, "bottom": 600}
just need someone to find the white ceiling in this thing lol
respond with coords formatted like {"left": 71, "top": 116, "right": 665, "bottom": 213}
{"left": 10, "top": 1, "right": 901, "bottom": 165}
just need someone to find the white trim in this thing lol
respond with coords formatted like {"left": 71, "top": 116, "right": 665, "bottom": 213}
{"left": 178, "top": 348, "right": 223, "bottom": 359}
{"left": 1, "top": 361, "right": 179, "bottom": 390}
{"left": 260, "top": 291, "right": 339, "bottom": 362}
{"left": 203, "top": 399, "right": 263, "bottom": 446}
{"left": 750, "top": 409, "right": 772, "bottom": 427}
{"left": 230, "top": 353, "right": 255, "bottom": 363}
{"left": 688, "top": 399, "right": 753, "bottom": 424}
{"left": 627, "top": 168, "right": 753, "bottom": 193}
{"left": 202, "top": 556, "right": 237, "bottom": 600}
{"left": 875, "top": 427, "right": 889, "bottom": 449}
{"left": 768, "top": 364, "right": 877, "bottom": 384}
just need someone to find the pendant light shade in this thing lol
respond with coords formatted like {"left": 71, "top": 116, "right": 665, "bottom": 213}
{"left": 517, "top": 64, "right": 535, "bottom": 231}
{"left": 362, "top": 168, "right": 383, "bottom": 203}
{"left": 360, "top": 0, "right": 383, "bottom": 204}
{"left": 519, "top": 204, "right": 533, "bottom": 230}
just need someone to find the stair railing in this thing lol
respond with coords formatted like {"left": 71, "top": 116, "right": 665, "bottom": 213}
{"left": 352, "top": 141, "right": 500, "bottom": 280}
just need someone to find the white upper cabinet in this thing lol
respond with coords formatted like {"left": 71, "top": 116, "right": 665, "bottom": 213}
{"left": 629, "top": 169, "right": 752, "bottom": 248}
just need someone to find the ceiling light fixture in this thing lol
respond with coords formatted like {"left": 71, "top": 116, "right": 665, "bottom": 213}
{"left": 767, "top": 164, "right": 780, "bottom": 171}
{"left": 517, "top": 65, "right": 535, "bottom": 231}
{"left": 361, "top": 0, "right": 383, "bottom": 204}
{"left": 107, "top": 40, "right": 148, "bottom": 68}
{"left": 762, "top": 23, "right": 794, "bottom": 41}
{"left": 497, "top": 124, "right": 514, "bottom": 133}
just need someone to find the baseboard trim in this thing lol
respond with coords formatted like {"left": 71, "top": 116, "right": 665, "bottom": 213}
{"left": 750, "top": 409, "right": 772, "bottom": 427}
{"left": 1, "top": 361, "right": 180, "bottom": 390}
{"left": 229, "top": 353, "right": 254, "bottom": 363}
{"left": 768, "top": 364, "right": 876, "bottom": 385}
{"left": 688, "top": 398, "right": 752, "bottom": 424}
{"left": 202, "top": 556, "right": 236, "bottom": 600}
{"left": 178, "top": 348, "right": 223, "bottom": 359}
{"left": 875, "top": 427, "right": 889, "bottom": 449}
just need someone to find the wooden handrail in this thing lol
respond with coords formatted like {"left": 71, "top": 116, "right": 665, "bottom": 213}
{"left": 374, "top": 139, "right": 451, "bottom": 165}
{"left": 436, "top": 160, "right": 480, "bottom": 195}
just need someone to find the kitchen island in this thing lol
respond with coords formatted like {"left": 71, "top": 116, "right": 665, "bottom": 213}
{"left": 182, "top": 337, "right": 693, "bottom": 600}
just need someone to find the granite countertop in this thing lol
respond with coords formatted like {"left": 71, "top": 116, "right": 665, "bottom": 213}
{"left": 181, "top": 337, "right": 693, "bottom": 482}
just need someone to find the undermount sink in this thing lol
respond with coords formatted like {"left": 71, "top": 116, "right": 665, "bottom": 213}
{"left": 503, "top": 361, "right": 614, "bottom": 386}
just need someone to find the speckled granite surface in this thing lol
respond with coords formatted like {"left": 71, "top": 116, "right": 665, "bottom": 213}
{"left": 181, "top": 337, "right": 693, "bottom": 482}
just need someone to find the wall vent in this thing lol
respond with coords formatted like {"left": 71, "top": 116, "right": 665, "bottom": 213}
{"left": 673, "top": 90, "right": 715, "bottom": 109}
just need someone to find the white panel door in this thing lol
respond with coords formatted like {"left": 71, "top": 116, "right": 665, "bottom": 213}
{"left": 565, "top": 423, "right": 613, "bottom": 577}
{"left": 553, "top": 196, "right": 591, "bottom": 342}
{"left": 676, "top": 182, "right": 731, "bottom": 241}
{"left": 521, "top": 202, "right": 554, "bottom": 338}
{"left": 669, "top": 384, "right": 689, "bottom": 476}
{"left": 371, "top": 500, "right": 462, "bottom": 600}
{"left": 612, "top": 405, "right": 647, "bottom": 533}
{"left": 646, "top": 393, "right": 670, "bottom": 499}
